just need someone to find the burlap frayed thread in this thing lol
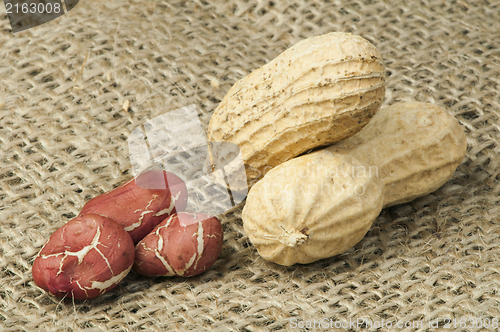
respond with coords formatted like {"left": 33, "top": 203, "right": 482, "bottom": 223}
{"left": 0, "top": 0, "right": 498, "bottom": 330}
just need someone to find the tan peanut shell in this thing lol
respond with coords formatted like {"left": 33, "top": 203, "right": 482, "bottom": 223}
{"left": 241, "top": 151, "right": 384, "bottom": 266}
{"left": 208, "top": 32, "right": 386, "bottom": 186}
{"left": 328, "top": 102, "right": 467, "bottom": 207}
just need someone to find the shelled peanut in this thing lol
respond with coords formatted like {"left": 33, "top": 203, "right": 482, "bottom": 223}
{"left": 242, "top": 102, "right": 467, "bottom": 266}
{"left": 134, "top": 212, "right": 223, "bottom": 277}
{"left": 32, "top": 214, "right": 135, "bottom": 300}
{"left": 80, "top": 169, "right": 188, "bottom": 244}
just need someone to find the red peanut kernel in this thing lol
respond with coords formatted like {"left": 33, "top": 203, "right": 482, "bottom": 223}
{"left": 32, "top": 214, "right": 135, "bottom": 300}
{"left": 134, "top": 212, "right": 223, "bottom": 277}
{"left": 80, "top": 170, "right": 188, "bottom": 244}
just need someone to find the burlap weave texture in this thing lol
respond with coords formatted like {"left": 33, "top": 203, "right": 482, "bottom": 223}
{"left": 0, "top": 0, "right": 498, "bottom": 330}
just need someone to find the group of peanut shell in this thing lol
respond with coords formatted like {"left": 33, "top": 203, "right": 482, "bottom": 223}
{"left": 208, "top": 32, "right": 467, "bottom": 266}
{"left": 33, "top": 32, "right": 467, "bottom": 300}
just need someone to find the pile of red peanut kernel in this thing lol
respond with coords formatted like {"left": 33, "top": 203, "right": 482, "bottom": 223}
{"left": 32, "top": 170, "right": 223, "bottom": 300}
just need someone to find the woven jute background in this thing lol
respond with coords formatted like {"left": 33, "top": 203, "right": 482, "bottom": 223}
{"left": 0, "top": 0, "right": 498, "bottom": 330}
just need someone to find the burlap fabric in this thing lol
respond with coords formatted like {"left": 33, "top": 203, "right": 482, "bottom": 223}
{"left": 1, "top": 0, "right": 498, "bottom": 330}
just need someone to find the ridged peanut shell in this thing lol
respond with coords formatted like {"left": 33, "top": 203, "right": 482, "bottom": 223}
{"left": 208, "top": 32, "right": 386, "bottom": 185}
{"left": 242, "top": 151, "right": 383, "bottom": 266}
{"left": 327, "top": 102, "right": 467, "bottom": 207}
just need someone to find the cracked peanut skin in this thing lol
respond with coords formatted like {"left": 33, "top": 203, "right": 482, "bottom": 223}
{"left": 134, "top": 212, "right": 223, "bottom": 277}
{"left": 80, "top": 170, "right": 188, "bottom": 244}
{"left": 327, "top": 102, "right": 468, "bottom": 207}
{"left": 32, "top": 214, "right": 135, "bottom": 300}
{"left": 242, "top": 152, "right": 384, "bottom": 266}
{"left": 208, "top": 32, "right": 386, "bottom": 186}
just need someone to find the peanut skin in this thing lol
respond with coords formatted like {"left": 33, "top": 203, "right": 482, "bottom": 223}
{"left": 80, "top": 170, "right": 188, "bottom": 243}
{"left": 32, "top": 214, "right": 135, "bottom": 300}
{"left": 134, "top": 212, "right": 223, "bottom": 277}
